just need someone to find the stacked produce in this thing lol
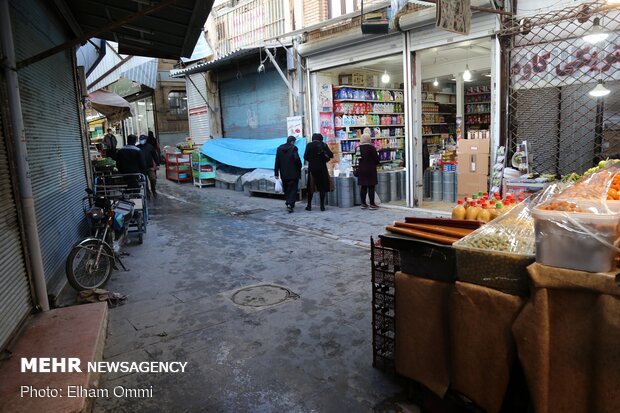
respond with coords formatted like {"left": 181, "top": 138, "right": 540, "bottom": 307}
{"left": 452, "top": 192, "right": 525, "bottom": 222}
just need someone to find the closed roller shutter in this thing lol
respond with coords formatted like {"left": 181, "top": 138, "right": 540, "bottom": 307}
{"left": 187, "top": 73, "right": 211, "bottom": 146}
{"left": 12, "top": 0, "right": 89, "bottom": 294}
{"left": 220, "top": 69, "right": 288, "bottom": 139}
{"left": 0, "top": 96, "right": 33, "bottom": 351}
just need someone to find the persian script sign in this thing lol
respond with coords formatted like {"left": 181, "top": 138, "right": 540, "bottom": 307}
{"left": 512, "top": 35, "right": 620, "bottom": 89}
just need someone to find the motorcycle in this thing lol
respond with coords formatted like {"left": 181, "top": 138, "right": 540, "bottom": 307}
{"left": 65, "top": 188, "right": 134, "bottom": 291}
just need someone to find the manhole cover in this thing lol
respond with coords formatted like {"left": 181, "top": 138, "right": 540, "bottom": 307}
{"left": 231, "top": 284, "right": 298, "bottom": 308}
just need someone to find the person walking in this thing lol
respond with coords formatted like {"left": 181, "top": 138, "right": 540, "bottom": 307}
{"left": 138, "top": 134, "right": 161, "bottom": 197}
{"left": 116, "top": 134, "right": 146, "bottom": 174}
{"left": 274, "top": 136, "right": 302, "bottom": 213}
{"left": 357, "top": 131, "right": 380, "bottom": 209}
{"left": 304, "top": 133, "right": 333, "bottom": 211}
{"left": 102, "top": 128, "right": 117, "bottom": 158}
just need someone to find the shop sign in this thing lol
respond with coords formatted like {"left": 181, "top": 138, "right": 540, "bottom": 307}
{"left": 189, "top": 105, "right": 209, "bottom": 117}
{"left": 511, "top": 35, "right": 620, "bottom": 90}
{"left": 287, "top": 116, "right": 303, "bottom": 139}
{"left": 436, "top": 0, "right": 471, "bottom": 35}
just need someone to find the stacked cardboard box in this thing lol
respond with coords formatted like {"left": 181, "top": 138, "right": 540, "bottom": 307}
{"left": 457, "top": 139, "right": 489, "bottom": 198}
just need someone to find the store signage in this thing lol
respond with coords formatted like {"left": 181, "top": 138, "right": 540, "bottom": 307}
{"left": 189, "top": 105, "right": 209, "bottom": 117}
{"left": 511, "top": 35, "right": 620, "bottom": 89}
{"left": 287, "top": 116, "right": 303, "bottom": 139}
{"left": 436, "top": 0, "right": 471, "bottom": 35}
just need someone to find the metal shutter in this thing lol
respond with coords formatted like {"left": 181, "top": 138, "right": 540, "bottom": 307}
{"left": 0, "top": 98, "right": 32, "bottom": 350}
{"left": 187, "top": 72, "right": 211, "bottom": 146}
{"left": 220, "top": 68, "right": 288, "bottom": 139}
{"left": 12, "top": 0, "right": 89, "bottom": 294}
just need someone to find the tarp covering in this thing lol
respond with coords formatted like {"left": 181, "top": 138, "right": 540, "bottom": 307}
{"left": 86, "top": 90, "right": 133, "bottom": 123}
{"left": 200, "top": 137, "right": 307, "bottom": 169}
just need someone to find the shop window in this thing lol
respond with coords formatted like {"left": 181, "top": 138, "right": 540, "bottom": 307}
{"left": 168, "top": 91, "right": 187, "bottom": 115}
{"left": 328, "top": 0, "right": 359, "bottom": 19}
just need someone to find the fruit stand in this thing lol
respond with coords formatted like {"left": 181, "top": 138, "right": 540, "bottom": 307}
{"left": 374, "top": 163, "right": 620, "bottom": 413}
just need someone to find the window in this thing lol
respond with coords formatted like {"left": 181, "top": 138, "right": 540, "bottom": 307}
{"left": 328, "top": 0, "right": 359, "bottom": 19}
{"left": 168, "top": 91, "right": 187, "bottom": 115}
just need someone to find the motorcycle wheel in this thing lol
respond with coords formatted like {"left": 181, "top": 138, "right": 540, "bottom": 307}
{"left": 66, "top": 239, "right": 114, "bottom": 291}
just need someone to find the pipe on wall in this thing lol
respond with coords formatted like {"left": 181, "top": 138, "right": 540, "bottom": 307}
{"left": 0, "top": 0, "right": 50, "bottom": 311}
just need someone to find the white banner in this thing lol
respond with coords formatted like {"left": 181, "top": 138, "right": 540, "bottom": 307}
{"left": 511, "top": 35, "right": 620, "bottom": 89}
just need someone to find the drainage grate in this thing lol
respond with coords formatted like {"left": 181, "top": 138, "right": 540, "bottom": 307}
{"left": 231, "top": 284, "right": 298, "bottom": 308}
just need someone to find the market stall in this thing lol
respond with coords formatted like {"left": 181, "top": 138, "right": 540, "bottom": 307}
{"left": 373, "top": 163, "right": 620, "bottom": 413}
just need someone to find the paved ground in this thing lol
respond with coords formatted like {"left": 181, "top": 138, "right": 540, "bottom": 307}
{"left": 89, "top": 175, "right": 448, "bottom": 413}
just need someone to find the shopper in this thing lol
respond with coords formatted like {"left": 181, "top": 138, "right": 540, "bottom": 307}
{"left": 274, "top": 136, "right": 302, "bottom": 213}
{"left": 357, "top": 131, "right": 380, "bottom": 210}
{"left": 304, "top": 133, "right": 333, "bottom": 211}
{"left": 148, "top": 130, "right": 163, "bottom": 163}
{"left": 102, "top": 128, "right": 117, "bottom": 158}
{"left": 139, "top": 134, "right": 161, "bottom": 197}
{"left": 116, "top": 134, "right": 146, "bottom": 176}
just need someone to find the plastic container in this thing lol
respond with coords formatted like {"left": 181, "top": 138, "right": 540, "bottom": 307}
{"left": 532, "top": 208, "right": 619, "bottom": 273}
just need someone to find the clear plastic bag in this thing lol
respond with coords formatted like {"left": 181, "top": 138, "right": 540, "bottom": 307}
{"left": 274, "top": 178, "right": 283, "bottom": 194}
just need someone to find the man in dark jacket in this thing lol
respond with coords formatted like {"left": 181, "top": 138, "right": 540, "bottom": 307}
{"left": 103, "top": 128, "right": 117, "bottom": 158}
{"left": 274, "top": 136, "right": 302, "bottom": 213}
{"left": 138, "top": 134, "right": 160, "bottom": 197}
{"left": 116, "top": 134, "right": 146, "bottom": 175}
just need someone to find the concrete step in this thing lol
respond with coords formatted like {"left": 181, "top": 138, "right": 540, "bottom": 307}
{"left": 0, "top": 302, "right": 108, "bottom": 413}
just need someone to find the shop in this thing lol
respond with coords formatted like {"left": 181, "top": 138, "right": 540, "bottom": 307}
{"left": 305, "top": 33, "right": 409, "bottom": 206}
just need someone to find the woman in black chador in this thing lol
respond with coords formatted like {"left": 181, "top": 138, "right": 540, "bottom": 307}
{"left": 304, "top": 133, "right": 333, "bottom": 211}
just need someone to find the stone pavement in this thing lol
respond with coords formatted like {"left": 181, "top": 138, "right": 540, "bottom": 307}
{"left": 90, "top": 176, "right": 447, "bottom": 413}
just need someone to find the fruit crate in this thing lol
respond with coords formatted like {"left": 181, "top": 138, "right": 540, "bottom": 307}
{"left": 370, "top": 237, "right": 400, "bottom": 372}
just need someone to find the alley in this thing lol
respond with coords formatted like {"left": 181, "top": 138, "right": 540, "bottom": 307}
{"left": 91, "top": 177, "right": 438, "bottom": 413}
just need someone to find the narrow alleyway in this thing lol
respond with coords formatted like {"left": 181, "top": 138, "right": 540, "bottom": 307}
{"left": 91, "top": 176, "right": 441, "bottom": 413}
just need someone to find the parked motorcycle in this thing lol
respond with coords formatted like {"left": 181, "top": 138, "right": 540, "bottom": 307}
{"left": 65, "top": 188, "right": 134, "bottom": 290}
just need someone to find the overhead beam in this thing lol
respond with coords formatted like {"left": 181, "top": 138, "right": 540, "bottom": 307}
{"left": 53, "top": 0, "right": 83, "bottom": 37}
{"left": 264, "top": 47, "right": 299, "bottom": 98}
{"left": 87, "top": 55, "right": 133, "bottom": 90}
{"left": 16, "top": 0, "right": 179, "bottom": 69}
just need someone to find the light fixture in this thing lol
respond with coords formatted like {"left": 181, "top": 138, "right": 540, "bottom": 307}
{"left": 463, "top": 65, "right": 472, "bottom": 82}
{"left": 381, "top": 71, "right": 390, "bottom": 84}
{"left": 589, "top": 80, "right": 610, "bottom": 97}
{"left": 257, "top": 63, "right": 265, "bottom": 73}
{"left": 433, "top": 78, "right": 439, "bottom": 87}
{"left": 583, "top": 18, "right": 609, "bottom": 44}
{"left": 484, "top": 73, "right": 492, "bottom": 78}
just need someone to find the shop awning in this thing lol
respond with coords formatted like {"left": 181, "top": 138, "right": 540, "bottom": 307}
{"left": 170, "top": 47, "right": 261, "bottom": 77}
{"left": 86, "top": 90, "right": 134, "bottom": 123}
{"left": 200, "top": 137, "right": 307, "bottom": 169}
{"left": 18, "top": 0, "right": 215, "bottom": 69}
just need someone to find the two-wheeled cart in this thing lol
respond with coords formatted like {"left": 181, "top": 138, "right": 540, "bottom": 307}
{"left": 93, "top": 173, "right": 148, "bottom": 243}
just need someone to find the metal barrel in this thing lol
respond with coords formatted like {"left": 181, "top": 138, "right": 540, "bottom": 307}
{"left": 431, "top": 170, "right": 443, "bottom": 202}
{"left": 353, "top": 176, "right": 361, "bottom": 205}
{"left": 396, "top": 171, "right": 402, "bottom": 200}
{"left": 442, "top": 172, "right": 456, "bottom": 203}
{"left": 327, "top": 177, "right": 338, "bottom": 206}
{"left": 336, "top": 176, "right": 355, "bottom": 208}
{"left": 400, "top": 170, "right": 407, "bottom": 201}
{"left": 389, "top": 171, "right": 398, "bottom": 201}
{"left": 424, "top": 169, "right": 431, "bottom": 199}
{"left": 376, "top": 172, "right": 391, "bottom": 203}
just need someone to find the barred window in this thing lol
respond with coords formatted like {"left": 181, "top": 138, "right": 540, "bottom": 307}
{"left": 168, "top": 91, "right": 187, "bottom": 115}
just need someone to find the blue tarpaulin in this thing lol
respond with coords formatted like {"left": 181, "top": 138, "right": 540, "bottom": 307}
{"left": 200, "top": 137, "right": 307, "bottom": 169}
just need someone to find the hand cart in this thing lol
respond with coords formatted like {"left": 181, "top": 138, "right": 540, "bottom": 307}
{"left": 93, "top": 173, "right": 148, "bottom": 243}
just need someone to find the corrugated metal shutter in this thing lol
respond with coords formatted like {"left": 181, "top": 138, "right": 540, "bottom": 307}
{"left": 408, "top": 14, "right": 499, "bottom": 51}
{"left": 219, "top": 68, "right": 288, "bottom": 139}
{"left": 0, "top": 94, "right": 32, "bottom": 351}
{"left": 306, "top": 33, "right": 404, "bottom": 72}
{"left": 187, "top": 72, "right": 211, "bottom": 146}
{"left": 12, "top": 0, "right": 89, "bottom": 294}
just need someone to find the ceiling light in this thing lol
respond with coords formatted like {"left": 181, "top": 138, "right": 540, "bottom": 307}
{"left": 257, "top": 63, "right": 265, "bottom": 73}
{"left": 484, "top": 73, "right": 492, "bottom": 78}
{"left": 463, "top": 65, "right": 472, "bottom": 82}
{"left": 583, "top": 18, "right": 609, "bottom": 44}
{"left": 433, "top": 78, "right": 439, "bottom": 87}
{"left": 589, "top": 80, "right": 610, "bottom": 97}
{"left": 381, "top": 71, "right": 390, "bottom": 84}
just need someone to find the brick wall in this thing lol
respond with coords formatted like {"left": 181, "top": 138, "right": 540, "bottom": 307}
{"left": 303, "top": 0, "right": 328, "bottom": 27}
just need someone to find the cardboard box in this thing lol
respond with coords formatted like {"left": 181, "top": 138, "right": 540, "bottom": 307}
{"left": 457, "top": 138, "right": 490, "bottom": 155}
{"left": 458, "top": 172, "right": 488, "bottom": 197}
{"left": 457, "top": 153, "right": 489, "bottom": 175}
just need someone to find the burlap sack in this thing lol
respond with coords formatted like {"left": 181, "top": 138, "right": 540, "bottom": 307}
{"left": 395, "top": 272, "right": 451, "bottom": 397}
{"left": 513, "top": 263, "right": 620, "bottom": 413}
{"left": 450, "top": 281, "right": 525, "bottom": 413}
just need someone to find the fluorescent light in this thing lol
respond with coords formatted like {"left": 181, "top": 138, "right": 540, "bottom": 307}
{"left": 583, "top": 18, "right": 609, "bottom": 44}
{"left": 433, "top": 78, "right": 439, "bottom": 87}
{"left": 381, "top": 71, "right": 390, "bottom": 84}
{"left": 484, "top": 73, "right": 492, "bottom": 78}
{"left": 463, "top": 65, "right": 472, "bottom": 82}
{"left": 137, "top": 101, "right": 146, "bottom": 105}
{"left": 589, "top": 80, "right": 610, "bottom": 97}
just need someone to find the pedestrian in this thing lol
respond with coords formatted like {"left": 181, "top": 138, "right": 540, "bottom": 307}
{"left": 116, "top": 134, "right": 146, "bottom": 175}
{"left": 274, "top": 136, "right": 302, "bottom": 213}
{"left": 148, "top": 130, "right": 163, "bottom": 163}
{"left": 357, "top": 130, "right": 380, "bottom": 210}
{"left": 139, "top": 134, "right": 161, "bottom": 197}
{"left": 102, "top": 128, "right": 117, "bottom": 158}
{"left": 304, "top": 133, "right": 333, "bottom": 211}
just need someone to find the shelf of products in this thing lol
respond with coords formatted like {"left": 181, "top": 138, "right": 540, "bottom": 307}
{"left": 465, "top": 85, "right": 491, "bottom": 133}
{"left": 165, "top": 152, "right": 192, "bottom": 184}
{"left": 334, "top": 113, "right": 404, "bottom": 128}
{"left": 334, "top": 101, "right": 404, "bottom": 114}
{"left": 421, "top": 92, "right": 456, "bottom": 156}
{"left": 334, "top": 86, "right": 404, "bottom": 102}
{"left": 191, "top": 151, "right": 216, "bottom": 188}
